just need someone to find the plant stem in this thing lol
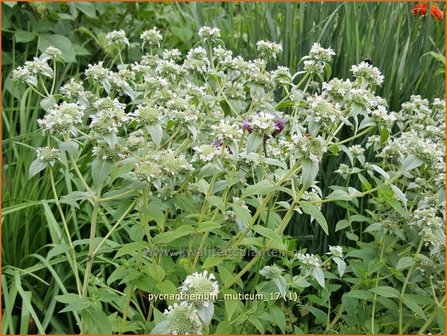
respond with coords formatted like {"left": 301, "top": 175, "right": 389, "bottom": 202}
{"left": 93, "top": 201, "right": 135, "bottom": 256}
{"left": 81, "top": 196, "right": 100, "bottom": 297}
{"left": 49, "top": 168, "right": 82, "bottom": 295}
{"left": 398, "top": 237, "right": 424, "bottom": 334}
{"left": 371, "top": 235, "right": 386, "bottom": 333}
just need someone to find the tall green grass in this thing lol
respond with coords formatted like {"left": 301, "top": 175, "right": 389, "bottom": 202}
{"left": 2, "top": 2, "right": 445, "bottom": 333}
{"left": 165, "top": 2, "right": 445, "bottom": 110}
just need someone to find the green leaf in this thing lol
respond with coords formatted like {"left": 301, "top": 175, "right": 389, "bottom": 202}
{"left": 311, "top": 267, "right": 325, "bottom": 288}
{"left": 60, "top": 140, "right": 79, "bottom": 157}
{"left": 81, "top": 307, "right": 112, "bottom": 334}
{"left": 142, "top": 201, "right": 165, "bottom": 229}
{"left": 153, "top": 225, "right": 195, "bottom": 245}
{"left": 148, "top": 263, "right": 165, "bottom": 283}
{"left": 198, "top": 221, "right": 221, "bottom": 233}
{"left": 29, "top": 158, "right": 47, "bottom": 178}
{"left": 202, "top": 256, "right": 223, "bottom": 269}
{"left": 369, "top": 286, "right": 400, "bottom": 298}
{"left": 14, "top": 30, "right": 35, "bottom": 43}
{"left": 301, "top": 203, "right": 328, "bottom": 235}
{"left": 396, "top": 256, "right": 415, "bottom": 270}
{"left": 241, "top": 180, "right": 276, "bottom": 199}
{"left": 302, "top": 158, "right": 319, "bottom": 189}
{"left": 60, "top": 191, "right": 90, "bottom": 207}
{"left": 40, "top": 95, "right": 56, "bottom": 112}
{"left": 344, "top": 290, "right": 373, "bottom": 300}
{"left": 91, "top": 158, "right": 113, "bottom": 187}
{"left": 74, "top": 2, "right": 97, "bottom": 18}
{"left": 437, "top": 307, "right": 446, "bottom": 334}
{"left": 115, "top": 241, "right": 147, "bottom": 258}
{"left": 326, "top": 189, "right": 352, "bottom": 201}
{"left": 173, "top": 194, "right": 198, "bottom": 214}
{"left": 252, "top": 225, "right": 282, "bottom": 243}
{"left": 333, "top": 257, "right": 346, "bottom": 277}
{"left": 370, "top": 164, "right": 390, "bottom": 180}
{"left": 250, "top": 316, "right": 265, "bottom": 334}
{"left": 147, "top": 124, "right": 163, "bottom": 146}
{"left": 58, "top": 296, "right": 90, "bottom": 313}
{"left": 401, "top": 154, "right": 423, "bottom": 173}
{"left": 38, "top": 34, "right": 77, "bottom": 63}
{"left": 273, "top": 275, "right": 288, "bottom": 297}
{"left": 224, "top": 290, "right": 240, "bottom": 320}
{"left": 403, "top": 295, "right": 426, "bottom": 320}
{"left": 110, "top": 158, "right": 136, "bottom": 182}
{"left": 245, "top": 132, "right": 263, "bottom": 153}
{"left": 269, "top": 306, "right": 286, "bottom": 334}
{"left": 335, "top": 219, "right": 350, "bottom": 232}
{"left": 156, "top": 280, "right": 178, "bottom": 301}
{"left": 390, "top": 184, "right": 407, "bottom": 207}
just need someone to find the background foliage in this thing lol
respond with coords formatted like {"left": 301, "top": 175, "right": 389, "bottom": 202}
{"left": 2, "top": 1, "right": 445, "bottom": 334}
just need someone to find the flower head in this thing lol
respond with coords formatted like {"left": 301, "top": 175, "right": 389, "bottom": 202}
{"left": 193, "top": 145, "right": 220, "bottom": 162}
{"left": 164, "top": 302, "right": 203, "bottom": 335}
{"left": 296, "top": 253, "right": 322, "bottom": 273}
{"left": 126, "top": 133, "right": 145, "bottom": 151}
{"left": 291, "top": 134, "right": 327, "bottom": 163}
{"left": 351, "top": 61, "right": 384, "bottom": 87}
{"left": 38, "top": 102, "right": 85, "bottom": 134}
{"left": 256, "top": 40, "right": 282, "bottom": 60}
{"left": 198, "top": 26, "right": 221, "bottom": 40}
{"left": 85, "top": 62, "right": 109, "bottom": 81}
{"left": 180, "top": 271, "right": 219, "bottom": 307}
{"left": 43, "top": 46, "right": 64, "bottom": 61}
{"left": 327, "top": 245, "right": 344, "bottom": 258}
{"left": 259, "top": 264, "right": 283, "bottom": 279}
{"left": 134, "top": 160, "right": 162, "bottom": 182}
{"left": 157, "top": 150, "right": 193, "bottom": 176}
{"left": 430, "top": 3, "right": 443, "bottom": 20}
{"left": 141, "top": 27, "right": 163, "bottom": 47}
{"left": 92, "top": 141, "right": 122, "bottom": 161}
{"left": 309, "top": 43, "right": 335, "bottom": 62}
{"left": 106, "top": 30, "right": 129, "bottom": 47}
{"left": 130, "top": 104, "right": 162, "bottom": 125}
{"left": 412, "top": 2, "right": 428, "bottom": 16}
{"left": 36, "top": 146, "right": 59, "bottom": 163}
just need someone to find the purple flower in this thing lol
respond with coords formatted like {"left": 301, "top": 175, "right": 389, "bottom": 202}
{"left": 242, "top": 120, "right": 253, "bottom": 133}
{"left": 211, "top": 138, "right": 223, "bottom": 149}
{"left": 272, "top": 118, "right": 286, "bottom": 137}
{"left": 211, "top": 138, "right": 233, "bottom": 154}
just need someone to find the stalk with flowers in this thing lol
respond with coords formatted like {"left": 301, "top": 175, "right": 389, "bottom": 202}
{"left": 12, "top": 25, "right": 445, "bottom": 334}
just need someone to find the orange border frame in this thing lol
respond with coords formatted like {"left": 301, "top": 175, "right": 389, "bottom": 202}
{"left": 0, "top": 0, "right": 445, "bottom": 335}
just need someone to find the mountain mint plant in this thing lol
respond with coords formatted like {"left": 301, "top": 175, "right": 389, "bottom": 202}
{"left": 14, "top": 25, "right": 445, "bottom": 334}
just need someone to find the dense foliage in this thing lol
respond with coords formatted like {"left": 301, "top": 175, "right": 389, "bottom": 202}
{"left": 2, "top": 2, "right": 445, "bottom": 335}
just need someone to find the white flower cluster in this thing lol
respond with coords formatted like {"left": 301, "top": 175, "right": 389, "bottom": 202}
{"left": 296, "top": 252, "right": 322, "bottom": 274}
{"left": 36, "top": 146, "right": 59, "bottom": 163}
{"left": 327, "top": 245, "right": 344, "bottom": 258}
{"left": 351, "top": 61, "right": 384, "bottom": 87}
{"left": 291, "top": 134, "right": 327, "bottom": 164}
{"left": 198, "top": 26, "right": 221, "bottom": 40}
{"left": 164, "top": 302, "right": 203, "bottom": 335}
{"left": 106, "top": 30, "right": 129, "bottom": 47}
{"left": 159, "top": 271, "right": 219, "bottom": 335}
{"left": 90, "top": 99, "right": 128, "bottom": 135}
{"left": 13, "top": 51, "right": 56, "bottom": 86}
{"left": 256, "top": 40, "right": 283, "bottom": 60}
{"left": 38, "top": 102, "right": 85, "bottom": 134}
{"left": 179, "top": 271, "right": 219, "bottom": 307}
{"left": 302, "top": 43, "right": 335, "bottom": 76}
{"left": 141, "top": 27, "right": 163, "bottom": 47}
{"left": 309, "top": 43, "right": 336, "bottom": 62}
{"left": 193, "top": 145, "right": 220, "bottom": 163}
{"left": 259, "top": 264, "right": 284, "bottom": 279}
